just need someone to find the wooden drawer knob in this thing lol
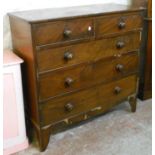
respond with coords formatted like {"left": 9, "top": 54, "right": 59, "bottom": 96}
{"left": 64, "top": 103, "right": 74, "bottom": 112}
{"left": 116, "top": 64, "right": 124, "bottom": 72}
{"left": 114, "top": 86, "right": 122, "bottom": 94}
{"left": 64, "top": 52, "right": 73, "bottom": 60}
{"left": 116, "top": 41, "right": 125, "bottom": 49}
{"left": 64, "top": 29, "right": 72, "bottom": 37}
{"left": 65, "top": 77, "right": 74, "bottom": 86}
{"left": 118, "top": 21, "right": 126, "bottom": 29}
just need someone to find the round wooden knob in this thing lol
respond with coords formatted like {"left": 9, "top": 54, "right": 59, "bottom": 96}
{"left": 116, "top": 41, "right": 125, "bottom": 49}
{"left": 116, "top": 64, "right": 124, "bottom": 72}
{"left": 64, "top": 52, "right": 73, "bottom": 60}
{"left": 64, "top": 103, "right": 74, "bottom": 112}
{"left": 64, "top": 29, "right": 72, "bottom": 37}
{"left": 114, "top": 86, "right": 122, "bottom": 94}
{"left": 118, "top": 21, "right": 126, "bottom": 29}
{"left": 65, "top": 77, "right": 74, "bottom": 86}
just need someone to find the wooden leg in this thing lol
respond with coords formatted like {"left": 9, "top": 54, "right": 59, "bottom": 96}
{"left": 128, "top": 96, "right": 137, "bottom": 112}
{"left": 36, "top": 127, "right": 51, "bottom": 152}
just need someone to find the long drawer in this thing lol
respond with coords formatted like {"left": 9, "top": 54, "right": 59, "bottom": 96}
{"left": 40, "top": 75, "right": 137, "bottom": 126}
{"left": 38, "top": 53, "right": 138, "bottom": 101}
{"left": 96, "top": 13, "right": 143, "bottom": 37}
{"left": 37, "top": 32, "right": 140, "bottom": 73}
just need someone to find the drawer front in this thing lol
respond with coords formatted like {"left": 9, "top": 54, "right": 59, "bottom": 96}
{"left": 37, "top": 32, "right": 140, "bottom": 72}
{"left": 39, "top": 53, "right": 138, "bottom": 100}
{"left": 96, "top": 13, "right": 142, "bottom": 37}
{"left": 40, "top": 75, "right": 137, "bottom": 126}
{"left": 33, "top": 18, "right": 94, "bottom": 46}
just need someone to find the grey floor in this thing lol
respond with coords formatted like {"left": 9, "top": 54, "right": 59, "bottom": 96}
{"left": 15, "top": 99, "right": 152, "bottom": 155}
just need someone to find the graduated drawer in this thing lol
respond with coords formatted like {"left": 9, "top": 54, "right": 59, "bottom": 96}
{"left": 96, "top": 13, "right": 143, "bottom": 37}
{"left": 37, "top": 32, "right": 140, "bottom": 73}
{"left": 33, "top": 18, "right": 94, "bottom": 46}
{"left": 38, "top": 53, "right": 138, "bottom": 101}
{"left": 40, "top": 75, "right": 137, "bottom": 126}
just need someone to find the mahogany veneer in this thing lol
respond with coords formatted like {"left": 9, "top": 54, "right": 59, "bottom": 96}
{"left": 9, "top": 3, "right": 145, "bottom": 151}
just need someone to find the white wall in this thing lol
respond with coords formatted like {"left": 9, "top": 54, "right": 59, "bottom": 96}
{"left": 3, "top": 0, "right": 130, "bottom": 49}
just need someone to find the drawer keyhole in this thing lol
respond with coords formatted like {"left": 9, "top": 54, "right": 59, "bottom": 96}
{"left": 88, "top": 26, "right": 92, "bottom": 32}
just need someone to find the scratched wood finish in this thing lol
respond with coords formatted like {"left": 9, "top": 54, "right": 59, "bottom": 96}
{"left": 37, "top": 32, "right": 140, "bottom": 73}
{"left": 40, "top": 75, "right": 137, "bottom": 126}
{"left": 8, "top": 4, "right": 144, "bottom": 151}
{"left": 39, "top": 53, "right": 138, "bottom": 101}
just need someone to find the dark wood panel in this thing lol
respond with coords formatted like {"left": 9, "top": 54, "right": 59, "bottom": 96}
{"left": 144, "top": 20, "right": 152, "bottom": 92}
{"left": 37, "top": 32, "right": 140, "bottom": 73}
{"left": 40, "top": 75, "right": 137, "bottom": 126}
{"left": 96, "top": 13, "right": 143, "bottom": 37}
{"left": 138, "top": 0, "right": 152, "bottom": 100}
{"left": 39, "top": 53, "right": 139, "bottom": 101}
{"left": 139, "top": 21, "right": 152, "bottom": 99}
{"left": 148, "top": 0, "right": 152, "bottom": 18}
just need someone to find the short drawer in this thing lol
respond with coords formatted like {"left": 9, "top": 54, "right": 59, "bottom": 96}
{"left": 37, "top": 32, "right": 140, "bottom": 72}
{"left": 40, "top": 75, "right": 137, "bottom": 126}
{"left": 33, "top": 18, "right": 94, "bottom": 46}
{"left": 96, "top": 13, "right": 143, "bottom": 37}
{"left": 38, "top": 53, "right": 138, "bottom": 101}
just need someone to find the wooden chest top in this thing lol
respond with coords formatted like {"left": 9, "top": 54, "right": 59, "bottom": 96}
{"left": 8, "top": 3, "right": 145, "bottom": 23}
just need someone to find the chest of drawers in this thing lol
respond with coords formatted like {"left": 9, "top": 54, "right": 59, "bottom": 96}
{"left": 9, "top": 3, "right": 144, "bottom": 151}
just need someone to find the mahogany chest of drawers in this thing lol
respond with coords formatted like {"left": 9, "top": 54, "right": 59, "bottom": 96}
{"left": 9, "top": 4, "right": 144, "bottom": 151}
